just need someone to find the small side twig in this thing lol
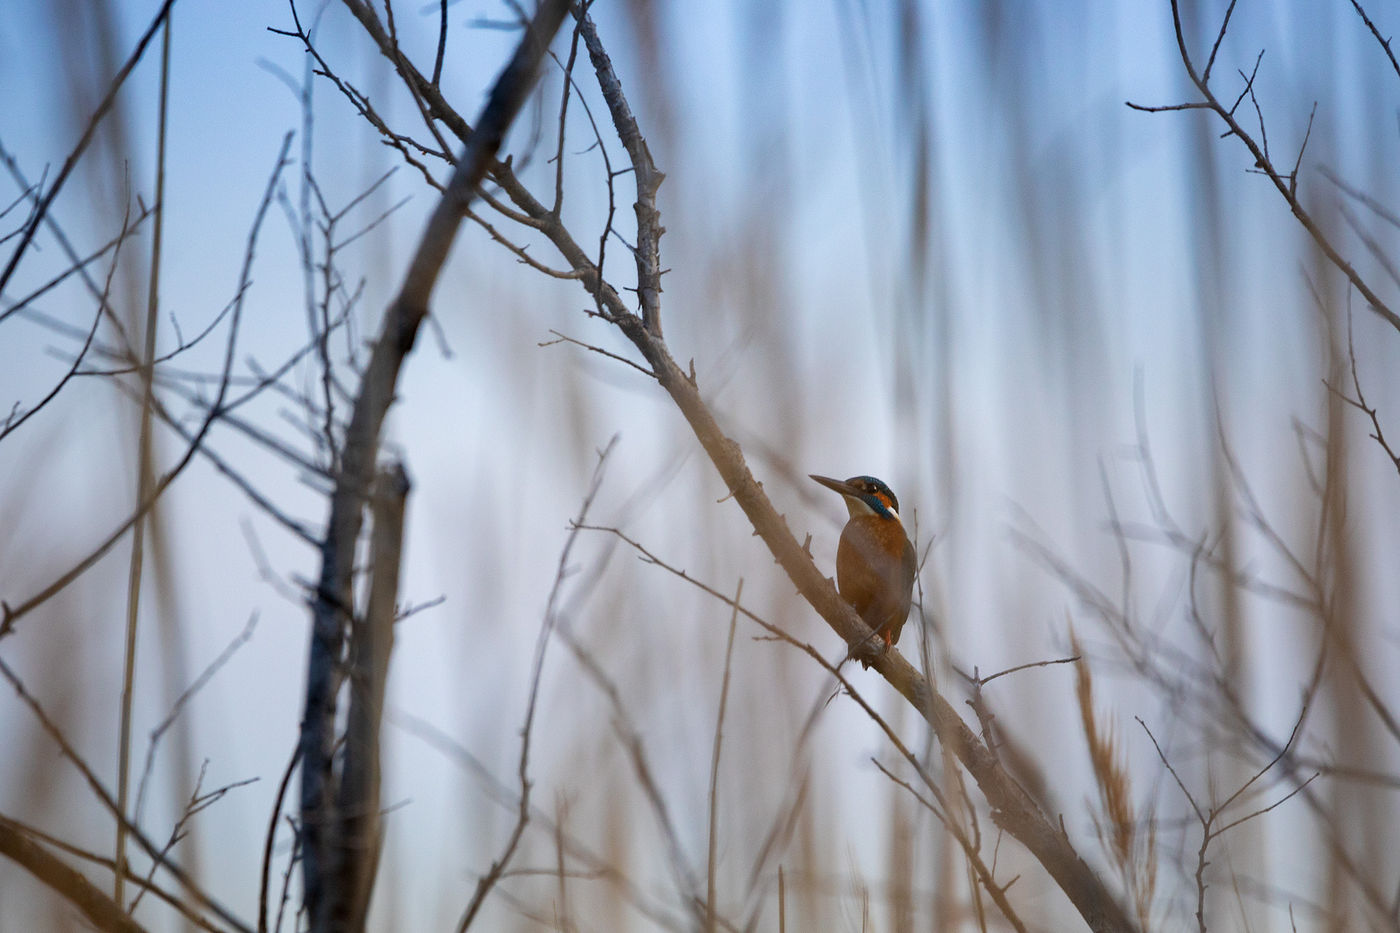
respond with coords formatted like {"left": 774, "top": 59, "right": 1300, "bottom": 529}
{"left": 134, "top": 613, "right": 259, "bottom": 826}
{"left": 454, "top": 436, "right": 616, "bottom": 930}
{"left": 956, "top": 655, "right": 1080, "bottom": 688}
{"left": 538, "top": 329, "right": 655, "bottom": 378}
{"left": 130, "top": 763, "right": 259, "bottom": 912}
{"left": 1138, "top": 710, "right": 1315, "bottom": 933}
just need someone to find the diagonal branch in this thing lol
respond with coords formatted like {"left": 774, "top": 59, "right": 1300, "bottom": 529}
{"left": 1134, "top": 0, "right": 1400, "bottom": 336}
{"left": 340, "top": 5, "right": 1138, "bottom": 929}
{"left": 0, "top": 0, "right": 178, "bottom": 294}
{"left": 563, "top": 12, "right": 1137, "bottom": 930}
{"left": 0, "top": 819, "right": 147, "bottom": 933}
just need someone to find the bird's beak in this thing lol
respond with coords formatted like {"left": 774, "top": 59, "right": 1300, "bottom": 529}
{"left": 809, "top": 473, "right": 859, "bottom": 497}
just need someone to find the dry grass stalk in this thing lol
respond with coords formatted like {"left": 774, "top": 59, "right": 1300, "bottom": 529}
{"left": 1073, "top": 632, "right": 1157, "bottom": 931}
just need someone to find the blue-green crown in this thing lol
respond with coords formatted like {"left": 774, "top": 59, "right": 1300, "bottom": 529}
{"left": 846, "top": 475, "right": 899, "bottom": 518}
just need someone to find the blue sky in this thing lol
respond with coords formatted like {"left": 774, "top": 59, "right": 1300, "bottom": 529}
{"left": 4, "top": 1, "right": 1400, "bottom": 928}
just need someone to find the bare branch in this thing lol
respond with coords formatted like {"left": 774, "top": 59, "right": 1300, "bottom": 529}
{"left": 1348, "top": 0, "right": 1400, "bottom": 80}
{"left": 259, "top": 745, "right": 301, "bottom": 933}
{"left": 1203, "top": 0, "right": 1240, "bottom": 83}
{"left": 1137, "top": 0, "right": 1400, "bottom": 336}
{"left": 1, "top": 133, "right": 293, "bottom": 639}
{"left": 0, "top": 818, "right": 147, "bottom": 933}
{"left": 455, "top": 437, "right": 615, "bottom": 930}
{"left": 0, "top": 0, "right": 178, "bottom": 294}
{"left": 957, "top": 655, "right": 1081, "bottom": 687}
{"left": 299, "top": 4, "right": 569, "bottom": 926}
{"left": 134, "top": 614, "right": 260, "bottom": 826}
{"left": 538, "top": 328, "right": 654, "bottom": 378}
{"left": 573, "top": 9, "right": 665, "bottom": 336}
{"left": 1124, "top": 100, "right": 1212, "bottom": 113}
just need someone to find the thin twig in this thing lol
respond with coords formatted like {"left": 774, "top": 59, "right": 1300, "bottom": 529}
{"left": 455, "top": 435, "right": 616, "bottom": 930}
{"left": 299, "top": 5, "right": 569, "bottom": 925}
{"left": 0, "top": 0, "right": 178, "bottom": 293}
{"left": 1348, "top": 0, "right": 1400, "bottom": 80}
{"left": 0, "top": 656, "right": 255, "bottom": 933}
{"left": 706, "top": 579, "right": 742, "bottom": 933}
{"left": 538, "top": 329, "right": 654, "bottom": 377}
{"left": 1, "top": 133, "right": 292, "bottom": 639}
{"left": 957, "top": 655, "right": 1080, "bottom": 687}
{"left": 130, "top": 764, "right": 259, "bottom": 912}
{"left": 259, "top": 745, "right": 301, "bottom": 933}
{"left": 135, "top": 614, "right": 259, "bottom": 826}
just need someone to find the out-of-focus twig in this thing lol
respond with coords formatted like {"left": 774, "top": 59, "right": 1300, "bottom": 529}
{"left": 706, "top": 579, "right": 742, "bottom": 933}
{"left": 0, "top": 656, "right": 254, "bottom": 933}
{"left": 0, "top": 818, "right": 147, "bottom": 933}
{"left": 454, "top": 437, "right": 615, "bottom": 931}
{"left": 298, "top": 2, "right": 570, "bottom": 928}
{"left": 1, "top": 132, "right": 291, "bottom": 640}
{"left": 134, "top": 614, "right": 259, "bottom": 826}
{"left": 0, "top": 0, "right": 177, "bottom": 294}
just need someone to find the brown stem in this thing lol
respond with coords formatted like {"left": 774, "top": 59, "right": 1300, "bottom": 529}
{"left": 299, "top": 3, "right": 570, "bottom": 929}
{"left": 0, "top": 819, "right": 146, "bottom": 933}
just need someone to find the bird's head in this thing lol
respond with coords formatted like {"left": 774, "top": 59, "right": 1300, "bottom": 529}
{"left": 809, "top": 473, "right": 902, "bottom": 522}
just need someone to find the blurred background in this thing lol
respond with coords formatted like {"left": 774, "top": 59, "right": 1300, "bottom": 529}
{"left": 3, "top": 0, "right": 1400, "bottom": 929}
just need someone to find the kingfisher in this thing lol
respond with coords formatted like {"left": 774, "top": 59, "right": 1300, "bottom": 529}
{"left": 810, "top": 474, "right": 917, "bottom": 666}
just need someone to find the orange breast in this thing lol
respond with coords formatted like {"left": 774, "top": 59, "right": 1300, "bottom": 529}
{"left": 835, "top": 515, "right": 916, "bottom": 645}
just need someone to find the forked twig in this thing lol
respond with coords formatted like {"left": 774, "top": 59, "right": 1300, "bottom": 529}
{"left": 298, "top": 5, "right": 570, "bottom": 927}
{"left": 1129, "top": 0, "right": 1400, "bottom": 336}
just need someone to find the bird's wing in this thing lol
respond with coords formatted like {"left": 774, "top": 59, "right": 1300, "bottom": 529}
{"left": 898, "top": 536, "right": 916, "bottom": 619}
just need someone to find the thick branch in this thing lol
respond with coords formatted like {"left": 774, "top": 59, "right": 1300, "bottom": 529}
{"left": 299, "top": 3, "right": 569, "bottom": 928}
{"left": 329, "top": 464, "right": 408, "bottom": 931}
{"left": 0, "top": 819, "right": 146, "bottom": 933}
